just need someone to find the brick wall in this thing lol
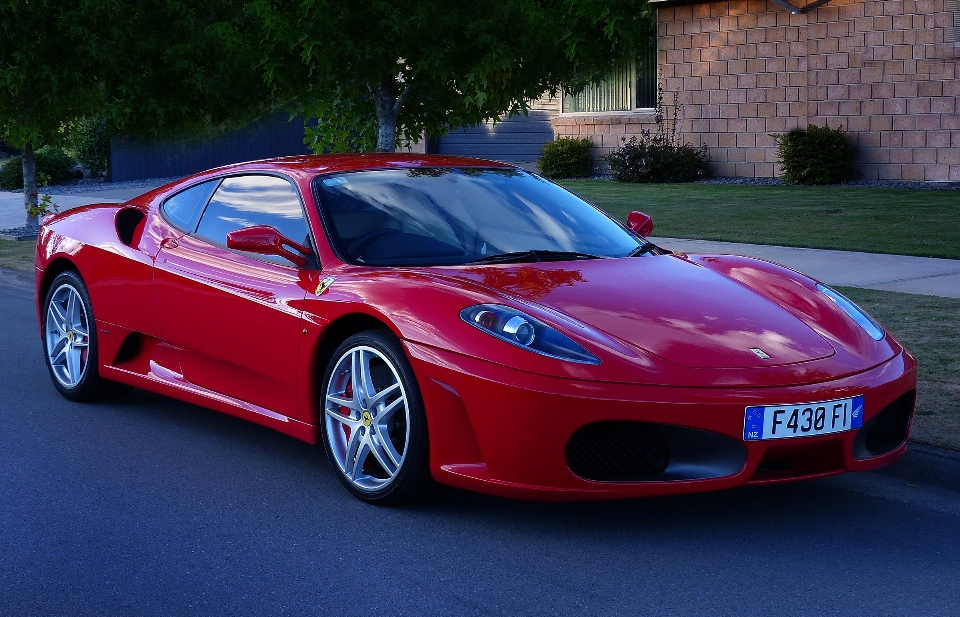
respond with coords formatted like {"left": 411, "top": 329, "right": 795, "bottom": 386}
{"left": 553, "top": 0, "right": 960, "bottom": 180}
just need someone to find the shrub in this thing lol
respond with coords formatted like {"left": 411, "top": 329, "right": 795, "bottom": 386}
{"left": 0, "top": 147, "right": 77, "bottom": 190}
{"left": 606, "top": 134, "right": 710, "bottom": 183}
{"left": 538, "top": 137, "right": 593, "bottom": 179}
{"left": 604, "top": 88, "right": 710, "bottom": 183}
{"left": 0, "top": 156, "right": 22, "bottom": 190}
{"left": 70, "top": 117, "right": 109, "bottom": 176}
{"left": 773, "top": 124, "right": 857, "bottom": 185}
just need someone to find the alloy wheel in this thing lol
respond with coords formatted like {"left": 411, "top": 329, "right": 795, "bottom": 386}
{"left": 324, "top": 345, "right": 411, "bottom": 491}
{"left": 45, "top": 284, "right": 90, "bottom": 388}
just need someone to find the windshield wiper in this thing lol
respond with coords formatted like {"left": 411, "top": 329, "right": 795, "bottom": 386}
{"left": 468, "top": 250, "right": 605, "bottom": 265}
{"left": 627, "top": 243, "right": 659, "bottom": 257}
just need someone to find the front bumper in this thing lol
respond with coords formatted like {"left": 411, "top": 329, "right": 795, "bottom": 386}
{"left": 406, "top": 342, "right": 917, "bottom": 501}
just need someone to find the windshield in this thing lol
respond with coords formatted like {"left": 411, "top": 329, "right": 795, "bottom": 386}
{"left": 313, "top": 167, "right": 643, "bottom": 266}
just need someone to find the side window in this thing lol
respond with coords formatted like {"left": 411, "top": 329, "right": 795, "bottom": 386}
{"left": 161, "top": 180, "right": 219, "bottom": 232}
{"left": 195, "top": 175, "right": 310, "bottom": 261}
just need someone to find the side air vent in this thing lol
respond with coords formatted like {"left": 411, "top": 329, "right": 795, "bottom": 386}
{"left": 116, "top": 208, "right": 146, "bottom": 247}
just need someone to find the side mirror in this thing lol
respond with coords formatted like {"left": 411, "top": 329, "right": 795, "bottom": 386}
{"left": 627, "top": 211, "right": 654, "bottom": 238}
{"left": 226, "top": 225, "right": 311, "bottom": 267}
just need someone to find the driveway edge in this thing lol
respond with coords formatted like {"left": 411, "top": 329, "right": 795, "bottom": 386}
{"left": 869, "top": 442, "right": 960, "bottom": 492}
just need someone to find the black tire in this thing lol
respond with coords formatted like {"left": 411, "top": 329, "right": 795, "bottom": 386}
{"left": 319, "top": 329, "right": 432, "bottom": 505}
{"left": 41, "top": 270, "right": 132, "bottom": 402}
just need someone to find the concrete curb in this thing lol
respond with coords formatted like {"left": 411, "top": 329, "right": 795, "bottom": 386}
{"left": 870, "top": 442, "right": 960, "bottom": 493}
{"left": 0, "top": 266, "right": 33, "bottom": 290}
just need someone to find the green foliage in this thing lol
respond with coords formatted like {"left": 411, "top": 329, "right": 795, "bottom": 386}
{"left": 66, "top": 117, "right": 108, "bottom": 176}
{"left": 605, "top": 89, "right": 710, "bottom": 183}
{"left": 239, "top": 0, "right": 648, "bottom": 152}
{"left": 538, "top": 137, "right": 593, "bottom": 179}
{"left": 0, "top": 148, "right": 77, "bottom": 190}
{"left": 0, "top": 1, "right": 99, "bottom": 151}
{"left": 774, "top": 124, "right": 857, "bottom": 185}
{"left": 73, "top": 1, "right": 270, "bottom": 139}
{"left": 0, "top": 157, "right": 21, "bottom": 190}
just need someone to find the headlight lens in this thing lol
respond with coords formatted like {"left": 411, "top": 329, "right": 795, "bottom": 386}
{"left": 460, "top": 304, "right": 600, "bottom": 364}
{"left": 817, "top": 284, "right": 884, "bottom": 341}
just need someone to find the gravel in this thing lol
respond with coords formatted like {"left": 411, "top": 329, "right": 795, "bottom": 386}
{"left": 2, "top": 176, "right": 182, "bottom": 195}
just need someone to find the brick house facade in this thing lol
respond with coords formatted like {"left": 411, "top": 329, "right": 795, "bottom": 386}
{"left": 556, "top": 0, "right": 960, "bottom": 181}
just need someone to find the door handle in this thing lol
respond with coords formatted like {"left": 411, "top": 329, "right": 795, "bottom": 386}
{"left": 160, "top": 237, "right": 179, "bottom": 250}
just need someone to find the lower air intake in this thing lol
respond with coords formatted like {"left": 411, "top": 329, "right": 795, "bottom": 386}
{"left": 566, "top": 421, "right": 671, "bottom": 481}
{"left": 854, "top": 390, "right": 915, "bottom": 459}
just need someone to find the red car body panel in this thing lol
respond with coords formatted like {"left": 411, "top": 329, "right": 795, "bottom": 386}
{"left": 34, "top": 154, "right": 917, "bottom": 500}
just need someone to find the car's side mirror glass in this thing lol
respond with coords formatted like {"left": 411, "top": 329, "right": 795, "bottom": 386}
{"left": 226, "top": 225, "right": 311, "bottom": 267}
{"left": 627, "top": 211, "right": 654, "bottom": 238}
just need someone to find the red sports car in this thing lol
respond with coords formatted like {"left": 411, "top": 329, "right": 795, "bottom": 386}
{"left": 35, "top": 154, "right": 916, "bottom": 503}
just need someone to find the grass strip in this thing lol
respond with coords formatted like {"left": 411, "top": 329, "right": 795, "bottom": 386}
{"left": 0, "top": 239, "right": 35, "bottom": 272}
{"left": 838, "top": 286, "right": 960, "bottom": 452}
{"left": 562, "top": 181, "right": 960, "bottom": 260}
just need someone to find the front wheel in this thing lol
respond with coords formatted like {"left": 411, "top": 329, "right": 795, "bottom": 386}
{"left": 320, "top": 330, "right": 431, "bottom": 504}
{"left": 42, "top": 270, "right": 132, "bottom": 401}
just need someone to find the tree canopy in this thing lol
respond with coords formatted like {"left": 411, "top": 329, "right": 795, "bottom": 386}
{"left": 236, "top": 0, "right": 648, "bottom": 152}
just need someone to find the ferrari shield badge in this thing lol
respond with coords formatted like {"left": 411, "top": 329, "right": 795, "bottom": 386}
{"left": 315, "top": 276, "right": 336, "bottom": 296}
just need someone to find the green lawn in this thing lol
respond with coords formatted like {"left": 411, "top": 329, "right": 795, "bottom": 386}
{"left": 0, "top": 238, "right": 34, "bottom": 271}
{"left": 561, "top": 181, "right": 960, "bottom": 260}
{"left": 838, "top": 287, "right": 960, "bottom": 452}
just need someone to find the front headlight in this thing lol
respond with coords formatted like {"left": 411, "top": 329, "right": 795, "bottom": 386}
{"left": 817, "top": 284, "right": 885, "bottom": 341}
{"left": 460, "top": 304, "right": 600, "bottom": 364}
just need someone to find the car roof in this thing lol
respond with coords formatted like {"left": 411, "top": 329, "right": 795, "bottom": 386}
{"left": 130, "top": 154, "right": 518, "bottom": 208}
{"left": 211, "top": 153, "right": 514, "bottom": 178}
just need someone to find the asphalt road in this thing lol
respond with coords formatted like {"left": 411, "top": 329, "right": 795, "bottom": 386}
{"left": 2, "top": 274, "right": 959, "bottom": 617}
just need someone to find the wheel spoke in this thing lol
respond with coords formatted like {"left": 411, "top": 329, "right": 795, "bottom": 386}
{"left": 326, "top": 393, "right": 360, "bottom": 412}
{"left": 50, "top": 340, "right": 68, "bottom": 366}
{"left": 48, "top": 302, "right": 68, "bottom": 334}
{"left": 66, "top": 346, "right": 82, "bottom": 384}
{"left": 375, "top": 395, "right": 404, "bottom": 424}
{"left": 324, "top": 406, "right": 360, "bottom": 428}
{"left": 368, "top": 382, "right": 400, "bottom": 410}
{"left": 371, "top": 429, "right": 402, "bottom": 470}
{"left": 350, "top": 440, "right": 371, "bottom": 481}
{"left": 66, "top": 291, "right": 79, "bottom": 330}
{"left": 355, "top": 349, "right": 377, "bottom": 400}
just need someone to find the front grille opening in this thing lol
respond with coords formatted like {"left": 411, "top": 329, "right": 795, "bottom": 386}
{"left": 755, "top": 458, "right": 791, "bottom": 475}
{"left": 751, "top": 438, "right": 845, "bottom": 481}
{"left": 854, "top": 390, "right": 915, "bottom": 459}
{"left": 566, "top": 421, "right": 671, "bottom": 482}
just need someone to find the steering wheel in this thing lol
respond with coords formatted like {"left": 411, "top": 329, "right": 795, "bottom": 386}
{"left": 347, "top": 228, "right": 402, "bottom": 257}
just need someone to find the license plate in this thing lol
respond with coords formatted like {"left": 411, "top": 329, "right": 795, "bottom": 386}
{"left": 743, "top": 395, "right": 864, "bottom": 441}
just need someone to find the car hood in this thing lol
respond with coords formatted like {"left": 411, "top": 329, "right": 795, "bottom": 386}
{"left": 444, "top": 255, "right": 836, "bottom": 369}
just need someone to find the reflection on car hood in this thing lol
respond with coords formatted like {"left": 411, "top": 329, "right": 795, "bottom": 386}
{"left": 447, "top": 255, "right": 837, "bottom": 369}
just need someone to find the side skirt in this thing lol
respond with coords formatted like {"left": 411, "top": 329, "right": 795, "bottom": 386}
{"left": 101, "top": 362, "right": 318, "bottom": 445}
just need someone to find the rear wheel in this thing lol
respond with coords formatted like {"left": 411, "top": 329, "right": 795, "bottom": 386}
{"left": 320, "top": 330, "right": 431, "bottom": 504}
{"left": 42, "top": 271, "right": 132, "bottom": 401}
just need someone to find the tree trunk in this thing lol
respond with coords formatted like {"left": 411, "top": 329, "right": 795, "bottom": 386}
{"left": 22, "top": 142, "right": 39, "bottom": 232}
{"left": 372, "top": 83, "right": 412, "bottom": 153}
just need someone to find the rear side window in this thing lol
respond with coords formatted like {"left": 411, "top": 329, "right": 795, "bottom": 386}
{"left": 161, "top": 180, "right": 219, "bottom": 232}
{"left": 195, "top": 175, "right": 310, "bottom": 256}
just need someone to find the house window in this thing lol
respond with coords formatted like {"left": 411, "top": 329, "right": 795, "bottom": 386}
{"left": 949, "top": 0, "right": 960, "bottom": 44}
{"left": 562, "top": 21, "right": 657, "bottom": 113}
